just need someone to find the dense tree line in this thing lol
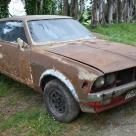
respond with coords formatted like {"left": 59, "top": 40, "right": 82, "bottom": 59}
{"left": 91, "top": 0, "right": 136, "bottom": 26}
{"left": 24, "top": 0, "right": 57, "bottom": 15}
{"left": 24, "top": 0, "right": 83, "bottom": 18}
{"left": 0, "top": 0, "right": 136, "bottom": 27}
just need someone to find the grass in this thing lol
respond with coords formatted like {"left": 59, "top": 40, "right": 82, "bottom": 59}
{"left": 0, "top": 75, "right": 65, "bottom": 136}
{"left": 90, "top": 23, "right": 136, "bottom": 46}
{"left": 0, "top": 110, "right": 63, "bottom": 136}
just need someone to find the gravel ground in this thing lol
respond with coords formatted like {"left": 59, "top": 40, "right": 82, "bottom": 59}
{"left": 72, "top": 99, "right": 136, "bottom": 136}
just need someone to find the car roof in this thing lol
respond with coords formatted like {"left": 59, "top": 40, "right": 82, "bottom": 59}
{"left": 0, "top": 15, "right": 72, "bottom": 22}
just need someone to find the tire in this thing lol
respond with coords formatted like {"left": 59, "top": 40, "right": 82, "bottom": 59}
{"left": 43, "top": 79, "right": 80, "bottom": 123}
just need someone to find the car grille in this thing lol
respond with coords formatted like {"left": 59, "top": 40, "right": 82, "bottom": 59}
{"left": 116, "top": 67, "right": 136, "bottom": 86}
{"left": 92, "top": 67, "right": 136, "bottom": 92}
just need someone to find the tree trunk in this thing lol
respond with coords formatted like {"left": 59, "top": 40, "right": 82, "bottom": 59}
{"left": 92, "top": 0, "right": 99, "bottom": 27}
{"left": 107, "top": 0, "right": 114, "bottom": 23}
{"left": 117, "top": 0, "right": 122, "bottom": 22}
{"left": 92, "top": 0, "right": 106, "bottom": 26}
{"left": 80, "top": 0, "right": 84, "bottom": 14}
{"left": 39, "top": 0, "right": 44, "bottom": 14}
{"left": 113, "top": 0, "right": 118, "bottom": 23}
{"left": 127, "top": 0, "right": 133, "bottom": 22}
{"left": 99, "top": 0, "right": 105, "bottom": 24}
{"left": 63, "top": 0, "right": 69, "bottom": 15}
{"left": 70, "top": 0, "right": 78, "bottom": 18}
{"left": 79, "top": 0, "right": 84, "bottom": 19}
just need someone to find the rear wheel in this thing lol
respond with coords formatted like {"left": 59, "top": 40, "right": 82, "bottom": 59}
{"left": 43, "top": 79, "right": 80, "bottom": 123}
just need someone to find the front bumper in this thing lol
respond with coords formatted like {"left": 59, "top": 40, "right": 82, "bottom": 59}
{"left": 80, "top": 81, "right": 136, "bottom": 113}
{"left": 88, "top": 81, "right": 136, "bottom": 104}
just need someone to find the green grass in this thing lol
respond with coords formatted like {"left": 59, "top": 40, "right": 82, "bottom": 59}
{"left": 0, "top": 75, "right": 65, "bottom": 136}
{"left": 90, "top": 23, "right": 136, "bottom": 46}
{"left": 0, "top": 110, "right": 63, "bottom": 136}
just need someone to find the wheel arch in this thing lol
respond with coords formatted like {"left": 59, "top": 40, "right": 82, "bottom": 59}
{"left": 39, "top": 69, "right": 79, "bottom": 101}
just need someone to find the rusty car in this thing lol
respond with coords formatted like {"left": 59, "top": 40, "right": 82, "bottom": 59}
{"left": 0, "top": 15, "right": 136, "bottom": 123}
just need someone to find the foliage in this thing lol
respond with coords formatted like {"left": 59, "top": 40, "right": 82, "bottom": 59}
{"left": 24, "top": 0, "right": 57, "bottom": 15}
{"left": 1, "top": 0, "right": 136, "bottom": 27}
{"left": 0, "top": 0, "right": 10, "bottom": 18}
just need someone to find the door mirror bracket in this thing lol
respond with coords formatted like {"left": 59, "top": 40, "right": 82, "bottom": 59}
{"left": 17, "top": 38, "right": 28, "bottom": 51}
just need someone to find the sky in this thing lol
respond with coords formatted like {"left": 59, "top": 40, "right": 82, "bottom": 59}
{"left": 8, "top": 0, "right": 26, "bottom": 16}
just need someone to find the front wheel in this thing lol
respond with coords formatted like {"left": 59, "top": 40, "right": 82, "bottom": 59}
{"left": 43, "top": 79, "right": 80, "bottom": 123}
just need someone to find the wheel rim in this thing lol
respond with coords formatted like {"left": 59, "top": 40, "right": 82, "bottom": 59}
{"left": 49, "top": 89, "right": 66, "bottom": 114}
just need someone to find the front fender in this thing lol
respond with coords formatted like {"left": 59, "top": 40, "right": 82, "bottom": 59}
{"left": 39, "top": 69, "right": 79, "bottom": 101}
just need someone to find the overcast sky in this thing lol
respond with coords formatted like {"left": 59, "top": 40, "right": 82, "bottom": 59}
{"left": 8, "top": 0, "right": 26, "bottom": 16}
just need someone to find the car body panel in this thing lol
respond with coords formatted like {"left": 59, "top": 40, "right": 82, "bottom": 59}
{"left": 46, "top": 39, "right": 136, "bottom": 73}
{"left": 0, "top": 42, "right": 33, "bottom": 86}
{"left": 30, "top": 46, "right": 103, "bottom": 100}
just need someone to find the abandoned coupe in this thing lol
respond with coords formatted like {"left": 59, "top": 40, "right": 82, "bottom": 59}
{"left": 0, "top": 15, "right": 136, "bottom": 123}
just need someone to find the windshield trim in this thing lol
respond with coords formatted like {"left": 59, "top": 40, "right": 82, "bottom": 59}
{"left": 31, "top": 37, "right": 96, "bottom": 46}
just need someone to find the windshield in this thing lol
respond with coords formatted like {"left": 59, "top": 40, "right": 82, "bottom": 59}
{"left": 28, "top": 19, "right": 93, "bottom": 43}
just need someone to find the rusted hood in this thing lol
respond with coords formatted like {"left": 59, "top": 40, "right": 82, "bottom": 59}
{"left": 43, "top": 39, "right": 136, "bottom": 73}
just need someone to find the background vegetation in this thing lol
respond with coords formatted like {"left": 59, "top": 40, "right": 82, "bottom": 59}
{"left": 1, "top": 0, "right": 136, "bottom": 26}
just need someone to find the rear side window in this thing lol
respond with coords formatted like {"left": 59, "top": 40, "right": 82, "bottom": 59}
{"left": 0, "top": 21, "right": 27, "bottom": 43}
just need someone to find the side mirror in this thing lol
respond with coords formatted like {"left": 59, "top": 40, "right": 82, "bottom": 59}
{"left": 17, "top": 38, "right": 28, "bottom": 51}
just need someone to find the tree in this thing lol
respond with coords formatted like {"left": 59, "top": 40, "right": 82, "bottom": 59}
{"left": 63, "top": 0, "right": 69, "bottom": 15}
{"left": 107, "top": 0, "right": 114, "bottom": 23}
{"left": 91, "top": 0, "right": 106, "bottom": 27}
{"left": 91, "top": 0, "right": 136, "bottom": 26}
{"left": 0, "top": 0, "right": 135, "bottom": 26}
{"left": 79, "top": 0, "right": 84, "bottom": 16}
{"left": 24, "top": 0, "right": 55, "bottom": 15}
{"left": 0, "top": 0, "right": 10, "bottom": 18}
{"left": 70, "top": 0, "right": 78, "bottom": 18}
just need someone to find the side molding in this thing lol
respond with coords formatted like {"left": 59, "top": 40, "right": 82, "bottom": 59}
{"left": 39, "top": 69, "right": 79, "bottom": 101}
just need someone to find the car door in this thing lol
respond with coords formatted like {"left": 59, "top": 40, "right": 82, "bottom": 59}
{"left": 0, "top": 20, "right": 33, "bottom": 86}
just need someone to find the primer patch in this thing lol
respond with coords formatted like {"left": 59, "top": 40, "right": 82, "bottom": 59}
{"left": 78, "top": 67, "right": 98, "bottom": 81}
{"left": 0, "top": 53, "right": 3, "bottom": 59}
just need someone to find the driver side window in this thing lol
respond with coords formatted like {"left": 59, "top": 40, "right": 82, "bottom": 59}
{"left": 0, "top": 21, "right": 27, "bottom": 43}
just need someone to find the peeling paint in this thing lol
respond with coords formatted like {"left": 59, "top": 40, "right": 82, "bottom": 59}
{"left": 0, "top": 53, "right": 3, "bottom": 59}
{"left": 50, "top": 56, "right": 70, "bottom": 65}
{"left": 78, "top": 67, "right": 98, "bottom": 81}
{"left": 39, "top": 69, "right": 79, "bottom": 101}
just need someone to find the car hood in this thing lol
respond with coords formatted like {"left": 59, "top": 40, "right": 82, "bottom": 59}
{"left": 40, "top": 39, "right": 136, "bottom": 73}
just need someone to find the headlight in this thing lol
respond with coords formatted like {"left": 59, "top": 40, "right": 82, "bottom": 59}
{"left": 106, "top": 73, "right": 116, "bottom": 85}
{"left": 94, "top": 76, "right": 105, "bottom": 88}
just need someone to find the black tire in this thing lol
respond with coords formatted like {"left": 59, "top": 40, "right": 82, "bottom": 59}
{"left": 43, "top": 79, "right": 80, "bottom": 123}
